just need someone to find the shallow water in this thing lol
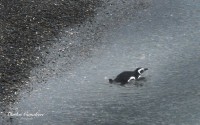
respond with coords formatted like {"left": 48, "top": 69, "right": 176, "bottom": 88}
{"left": 1, "top": 0, "right": 200, "bottom": 125}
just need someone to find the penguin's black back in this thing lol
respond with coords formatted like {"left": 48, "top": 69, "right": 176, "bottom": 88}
{"left": 114, "top": 71, "right": 139, "bottom": 84}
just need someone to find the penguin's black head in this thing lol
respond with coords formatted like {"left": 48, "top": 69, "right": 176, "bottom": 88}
{"left": 136, "top": 67, "right": 148, "bottom": 74}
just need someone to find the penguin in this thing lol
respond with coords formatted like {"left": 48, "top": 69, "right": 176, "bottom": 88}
{"left": 109, "top": 67, "right": 148, "bottom": 85}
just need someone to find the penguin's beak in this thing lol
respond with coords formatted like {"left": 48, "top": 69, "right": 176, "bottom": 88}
{"left": 144, "top": 68, "right": 148, "bottom": 71}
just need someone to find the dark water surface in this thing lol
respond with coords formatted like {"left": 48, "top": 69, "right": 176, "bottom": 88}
{"left": 1, "top": 0, "right": 200, "bottom": 125}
